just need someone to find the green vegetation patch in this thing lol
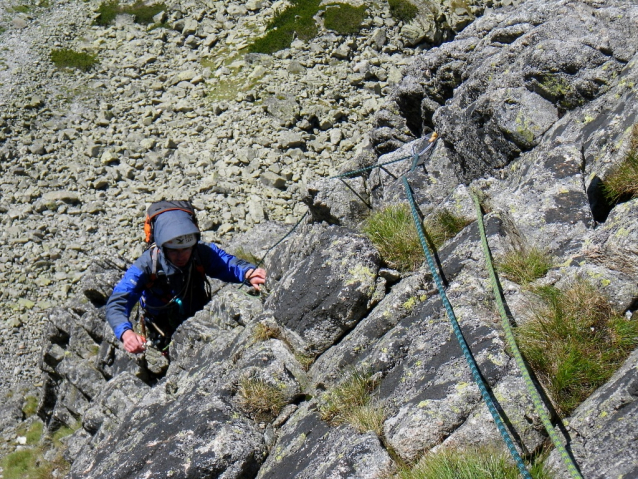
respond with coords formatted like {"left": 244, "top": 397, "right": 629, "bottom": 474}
{"left": 52, "top": 422, "right": 81, "bottom": 447}
{"left": 0, "top": 446, "right": 69, "bottom": 479}
{"left": 233, "top": 246, "right": 261, "bottom": 266}
{"left": 252, "top": 322, "right": 282, "bottom": 343}
{"left": 324, "top": 3, "right": 367, "bottom": 35}
{"left": 26, "top": 422, "right": 44, "bottom": 445}
{"left": 319, "top": 370, "right": 385, "bottom": 436}
{"left": 517, "top": 279, "right": 638, "bottom": 416}
{"left": 394, "top": 446, "right": 552, "bottom": 479}
{"left": 603, "top": 124, "right": 638, "bottom": 203}
{"left": 50, "top": 49, "right": 98, "bottom": 72}
{"left": 496, "top": 246, "right": 553, "bottom": 285}
{"left": 248, "top": 0, "right": 321, "bottom": 54}
{"left": 424, "top": 208, "right": 472, "bottom": 250}
{"left": 362, "top": 203, "right": 422, "bottom": 272}
{"left": 94, "top": 0, "right": 167, "bottom": 26}
{"left": 22, "top": 395, "right": 38, "bottom": 417}
{"left": 387, "top": 0, "right": 418, "bottom": 23}
{"left": 237, "top": 377, "right": 287, "bottom": 421}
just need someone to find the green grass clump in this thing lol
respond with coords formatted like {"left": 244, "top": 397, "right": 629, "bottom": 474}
{"left": 26, "top": 422, "right": 44, "bottom": 445}
{"left": 496, "top": 246, "right": 553, "bottom": 285}
{"left": 324, "top": 3, "right": 367, "bottom": 35}
{"left": 603, "top": 124, "right": 638, "bottom": 204}
{"left": 94, "top": 0, "right": 167, "bottom": 26}
{"left": 362, "top": 203, "right": 422, "bottom": 272}
{"left": 125, "top": 0, "right": 167, "bottom": 24}
{"left": 248, "top": 0, "right": 321, "bottom": 54}
{"left": 237, "top": 377, "right": 287, "bottom": 421}
{"left": 517, "top": 279, "right": 638, "bottom": 416}
{"left": 94, "top": 0, "right": 121, "bottom": 26}
{"left": 233, "top": 246, "right": 261, "bottom": 266}
{"left": 0, "top": 446, "right": 69, "bottom": 479}
{"left": 388, "top": 0, "right": 418, "bottom": 23}
{"left": 22, "top": 395, "right": 38, "bottom": 417}
{"left": 50, "top": 49, "right": 98, "bottom": 72}
{"left": 252, "top": 322, "right": 281, "bottom": 343}
{"left": 319, "top": 370, "right": 385, "bottom": 436}
{"left": 394, "top": 446, "right": 552, "bottom": 479}
{"left": 13, "top": 5, "right": 31, "bottom": 13}
{"left": 424, "top": 209, "right": 472, "bottom": 250}
{"left": 51, "top": 422, "right": 81, "bottom": 447}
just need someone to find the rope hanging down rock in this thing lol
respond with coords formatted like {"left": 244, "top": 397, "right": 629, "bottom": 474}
{"left": 250, "top": 131, "right": 582, "bottom": 477}
{"left": 471, "top": 193, "right": 584, "bottom": 479}
{"left": 402, "top": 177, "right": 533, "bottom": 479}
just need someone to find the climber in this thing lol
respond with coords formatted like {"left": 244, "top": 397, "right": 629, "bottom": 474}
{"left": 105, "top": 207, "right": 266, "bottom": 354}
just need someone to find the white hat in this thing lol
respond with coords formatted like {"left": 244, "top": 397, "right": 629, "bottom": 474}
{"left": 164, "top": 233, "right": 197, "bottom": 249}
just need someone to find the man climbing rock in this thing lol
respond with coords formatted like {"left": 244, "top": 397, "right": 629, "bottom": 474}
{"left": 106, "top": 202, "right": 266, "bottom": 354}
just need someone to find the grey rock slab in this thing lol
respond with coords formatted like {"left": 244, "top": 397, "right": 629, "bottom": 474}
{"left": 55, "top": 354, "right": 106, "bottom": 401}
{"left": 486, "top": 142, "right": 593, "bottom": 256}
{"left": 82, "top": 372, "right": 150, "bottom": 435}
{"left": 42, "top": 191, "right": 81, "bottom": 204}
{"left": 265, "top": 224, "right": 381, "bottom": 354}
{"left": 69, "top": 391, "right": 266, "bottom": 479}
{"left": 278, "top": 131, "right": 306, "bottom": 149}
{"left": 438, "top": 374, "right": 548, "bottom": 456}
{"left": 257, "top": 403, "right": 392, "bottom": 479}
{"left": 302, "top": 176, "right": 370, "bottom": 228}
{"left": 261, "top": 171, "right": 287, "bottom": 189}
{"left": 310, "top": 272, "right": 433, "bottom": 386}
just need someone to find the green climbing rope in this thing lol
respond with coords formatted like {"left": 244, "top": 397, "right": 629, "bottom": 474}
{"left": 471, "top": 193, "right": 583, "bottom": 479}
{"left": 403, "top": 177, "right": 533, "bottom": 479}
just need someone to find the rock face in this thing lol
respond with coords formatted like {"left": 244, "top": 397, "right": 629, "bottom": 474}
{"left": 2, "top": 0, "right": 638, "bottom": 478}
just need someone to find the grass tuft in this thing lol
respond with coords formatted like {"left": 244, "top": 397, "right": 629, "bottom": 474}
{"left": 22, "top": 395, "right": 38, "bottom": 417}
{"left": 94, "top": 0, "right": 121, "bottom": 26}
{"left": 94, "top": 0, "right": 167, "bottom": 26}
{"left": 393, "top": 445, "right": 552, "bottom": 479}
{"left": 233, "top": 246, "right": 261, "bottom": 266}
{"left": 517, "top": 279, "right": 638, "bottom": 415}
{"left": 50, "top": 49, "right": 98, "bottom": 72}
{"left": 26, "top": 422, "right": 44, "bottom": 445}
{"left": 248, "top": 0, "right": 321, "bottom": 54}
{"left": 0, "top": 446, "right": 69, "bottom": 479}
{"left": 252, "top": 322, "right": 281, "bottom": 342}
{"left": 603, "top": 124, "right": 638, "bottom": 203}
{"left": 496, "top": 246, "right": 553, "bottom": 285}
{"left": 424, "top": 209, "right": 472, "bottom": 250}
{"left": 13, "top": 5, "right": 31, "bottom": 13}
{"left": 51, "top": 422, "right": 81, "bottom": 447}
{"left": 237, "top": 377, "right": 287, "bottom": 421}
{"left": 387, "top": 0, "right": 418, "bottom": 23}
{"left": 362, "top": 203, "right": 422, "bottom": 272}
{"left": 324, "top": 3, "right": 367, "bottom": 35}
{"left": 319, "top": 370, "right": 385, "bottom": 436}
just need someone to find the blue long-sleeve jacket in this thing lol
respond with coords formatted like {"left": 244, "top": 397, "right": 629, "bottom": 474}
{"left": 106, "top": 242, "right": 255, "bottom": 340}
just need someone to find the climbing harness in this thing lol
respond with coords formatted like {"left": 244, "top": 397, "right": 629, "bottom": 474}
{"left": 141, "top": 245, "right": 212, "bottom": 349}
{"left": 472, "top": 193, "right": 583, "bottom": 479}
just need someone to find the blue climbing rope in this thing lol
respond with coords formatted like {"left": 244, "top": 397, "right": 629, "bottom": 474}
{"left": 402, "top": 177, "right": 533, "bottom": 479}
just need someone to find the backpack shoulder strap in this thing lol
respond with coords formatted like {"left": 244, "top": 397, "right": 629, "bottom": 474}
{"left": 145, "top": 245, "right": 161, "bottom": 288}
